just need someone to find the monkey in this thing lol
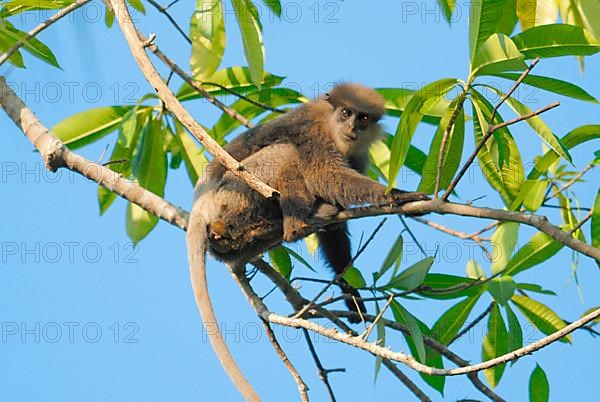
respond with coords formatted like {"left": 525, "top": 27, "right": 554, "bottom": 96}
{"left": 186, "top": 84, "right": 429, "bottom": 398}
{"left": 189, "top": 83, "right": 429, "bottom": 323}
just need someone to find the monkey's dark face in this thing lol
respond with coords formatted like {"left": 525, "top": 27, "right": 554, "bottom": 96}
{"left": 329, "top": 104, "right": 383, "bottom": 158}
{"left": 337, "top": 106, "right": 381, "bottom": 135}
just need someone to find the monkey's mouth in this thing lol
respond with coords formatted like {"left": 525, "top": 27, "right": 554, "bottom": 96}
{"left": 344, "top": 133, "right": 357, "bottom": 141}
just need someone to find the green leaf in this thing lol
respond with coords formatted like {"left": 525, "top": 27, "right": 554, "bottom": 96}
{"left": 580, "top": 307, "right": 600, "bottom": 325}
{"left": 232, "top": 0, "right": 265, "bottom": 87}
{"left": 269, "top": 246, "right": 292, "bottom": 278}
{"left": 486, "top": 86, "right": 572, "bottom": 164}
{"left": 385, "top": 256, "right": 434, "bottom": 290}
{"left": 471, "top": 91, "right": 511, "bottom": 203}
{"left": 466, "top": 260, "right": 486, "bottom": 279}
{"left": 52, "top": 106, "right": 134, "bottom": 150}
{"left": 390, "top": 301, "right": 426, "bottom": 363}
{"left": 388, "top": 78, "right": 459, "bottom": 188}
{"left": 127, "top": 0, "right": 145, "bottom": 13}
{"left": 173, "top": 121, "right": 208, "bottom": 186}
{"left": 504, "top": 231, "right": 563, "bottom": 276}
{"left": 472, "top": 33, "right": 527, "bottom": 77}
{"left": 98, "top": 107, "right": 150, "bottom": 214}
{"left": 190, "top": 0, "right": 226, "bottom": 79}
{"left": 517, "top": 0, "right": 558, "bottom": 30}
{"left": 126, "top": 203, "right": 158, "bottom": 245}
{"left": 436, "top": 0, "right": 456, "bottom": 23}
{"left": 418, "top": 95, "right": 465, "bottom": 194}
{"left": 390, "top": 302, "right": 445, "bottom": 393}
{"left": 469, "top": 0, "right": 518, "bottom": 65}
{"left": 377, "top": 234, "right": 403, "bottom": 280}
{"left": 212, "top": 87, "right": 306, "bottom": 139}
{"left": 376, "top": 87, "right": 450, "bottom": 123}
{"left": 513, "top": 125, "right": 600, "bottom": 208}
{"left": 1, "top": 0, "right": 74, "bottom": 15}
{"left": 516, "top": 283, "right": 556, "bottom": 296}
{"left": 490, "top": 222, "right": 519, "bottom": 274}
{"left": 418, "top": 273, "right": 481, "bottom": 300}
{"left": 592, "top": 188, "right": 600, "bottom": 255}
{"left": 512, "top": 295, "right": 571, "bottom": 343}
{"left": 0, "top": 20, "right": 60, "bottom": 68}
{"left": 343, "top": 266, "right": 366, "bottom": 289}
{"left": 369, "top": 136, "right": 427, "bottom": 182}
{"left": 512, "top": 23, "right": 600, "bottom": 59}
{"left": 488, "top": 276, "right": 516, "bottom": 305}
{"left": 283, "top": 246, "right": 315, "bottom": 272}
{"left": 0, "top": 32, "right": 24, "bottom": 67}
{"left": 529, "top": 364, "right": 550, "bottom": 402}
{"left": 177, "top": 67, "right": 284, "bottom": 101}
{"left": 505, "top": 303, "right": 523, "bottom": 356}
{"left": 472, "top": 89, "right": 526, "bottom": 201}
{"left": 560, "top": 0, "right": 600, "bottom": 40}
{"left": 486, "top": 72, "right": 598, "bottom": 103}
{"left": 522, "top": 179, "right": 549, "bottom": 211}
{"left": 483, "top": 304, "right": 508, "bottom": 388}
{"left": 126, "top": 117, "right": 168, "bottom": 243}
{"left": 261, "top": 0, "right": 281, "bottom": 17}
{"left": 431, "top": 291, "right": 483, "bottom": 345}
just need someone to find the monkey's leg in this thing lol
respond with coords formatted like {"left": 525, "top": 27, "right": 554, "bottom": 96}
{"left": 317, "top": 222, "right": 366, "bottom": 323}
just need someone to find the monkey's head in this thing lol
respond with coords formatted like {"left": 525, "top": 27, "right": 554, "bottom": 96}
{"left": 323, "top": 83, "right": 386, "bottom": 158}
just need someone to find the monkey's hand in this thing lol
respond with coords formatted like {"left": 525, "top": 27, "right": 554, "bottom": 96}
{"left": 390, "top": 189, "right": 430, "bottom": 204}
{"left": 389, "top": 189, "right": 430, "bottom": 216}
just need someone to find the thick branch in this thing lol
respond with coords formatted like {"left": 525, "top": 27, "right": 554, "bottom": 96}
{"left": 142, "top": 34, "right": 253, "bottom": 128}
{"left": 0, "top": 76, "right": 188, "bottom": 229}
{"left": 109, "top": 0, "right": 277, "bottom": 199}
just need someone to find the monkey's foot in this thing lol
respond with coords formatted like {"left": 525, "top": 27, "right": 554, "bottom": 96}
{"left": 208, "top": 220, "right": 229, "bottom": 241}
{"left": 283, "top": 217, "right": 309, "bottom": 242}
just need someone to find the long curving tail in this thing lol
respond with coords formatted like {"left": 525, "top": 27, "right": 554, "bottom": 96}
{"left": 187, "top": 211, "right": 261, "bottom": 402}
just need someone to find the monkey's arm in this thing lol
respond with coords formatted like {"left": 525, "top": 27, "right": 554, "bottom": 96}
{"left": 307, "top": 163, "right": 427, "bottom": 208}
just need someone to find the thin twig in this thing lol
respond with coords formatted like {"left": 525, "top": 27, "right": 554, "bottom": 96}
{"left": 293, "top": 219, "right": 387, "bottom": 320}
{"left": 381, "top": 360, "right": 432, "bottom": 402}
{"left": 399, "top": 215, "right": 426, "bottom": 256}
{"left": 146, "top": 0, "right": 191, "bottom": 43}
{"left": 548, "top": 163, "right": 595, "bottom": 200}
{"left": 328, "top": 311, "right": 505, "bottom": 402}
{"left": 202, "top": 81, "right": 287, "bottom": 113}
{"left": 303, "top": 329, "right": 339, "bottom": 402}
{"left": 490, "top": 57, "right": 541, "bottom": 124}
{"left": 0, "top": 0, "right": 91, "bottom": 67}
{"left": 411, "top": 216, "right": 493, "bottom": 260}
{"left": 443, "top": 101, "right": 559, "bottom": 201}
{"left": 110, "top": 0, "right": 276, "bottom": 199}
{"left": 442, "top": 58, "right": 544, "bottom": 200}
{"left": 361, "top": 294, "right": 394, "bottom": 340}
{"left": 142, "top": 34, "right": 254, "bottom": 128}
{"left": 448, "top": 302, "right": 495, "bottom": 345}
{"left": 263, "top": 321, "right": 309, "bottom": 402}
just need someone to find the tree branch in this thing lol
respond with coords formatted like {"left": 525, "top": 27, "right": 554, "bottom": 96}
{"left": 0, "top": 76, "right": 189, "bottom": 229}
{"left": 109, "top": 0, "right": 277, "bottom": 199}
{"left": 263, "top": 321, "right": 309, "bottom": 402}
{"left": 142, "top": 34, "right": 254, "bottom": 128}
{"left": 0, "top": 0, "right": 91, "bottom": 67}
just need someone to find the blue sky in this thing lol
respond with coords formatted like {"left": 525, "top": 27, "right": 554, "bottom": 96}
{"left": 1, "top": 1, "right": 599, "bottom": 401}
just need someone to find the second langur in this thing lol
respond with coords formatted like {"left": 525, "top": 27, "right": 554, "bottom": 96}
{"left": 188, "top": 83, "right": 429, "bottom": 321}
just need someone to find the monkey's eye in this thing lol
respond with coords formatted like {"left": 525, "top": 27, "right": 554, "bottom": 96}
{"left": 341, "top": 108, "right": 353, "bottom": 118}
{"left": 358, "top": 113, "right": 369, "bottom": 122}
